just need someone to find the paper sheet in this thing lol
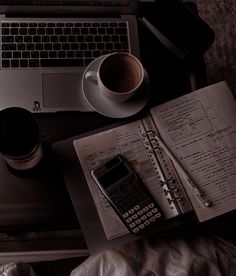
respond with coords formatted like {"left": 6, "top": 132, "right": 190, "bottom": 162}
{"left": 151, "top": 81, "right": 236, "bottom": 221}
{"left": 73, "top": 120, "right": 179, "bottom": 240}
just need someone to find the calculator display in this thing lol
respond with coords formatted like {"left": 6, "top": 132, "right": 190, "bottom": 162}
{"left": 98, "top": 163, "right": 129, "bottom": 188}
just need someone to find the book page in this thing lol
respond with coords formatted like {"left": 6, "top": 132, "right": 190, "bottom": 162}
{"left": 73, "top": 120, "right": 179, "bottom": 240}
{"left": 150, "top": 81, "right": 236, "bottom": 222}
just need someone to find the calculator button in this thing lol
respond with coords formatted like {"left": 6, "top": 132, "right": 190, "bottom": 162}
{"left": 155, "top": 213, "right": 161, "bottom": 218}
{"left": 138, "top": 210, "right": 143, "bottom": 216}
{"left": 126, "top": 217, "right": 132, "bottom": 223}
{"left": 141, "top": 215, "right": 147, "bottom": 221}
{"left": 152, "top": 208, "right": 158, "bottom": 214}
{"left": 130, "top": 222, "right": 136, "bottom": 228}
{"left": 128, "top": 209, "right": 134, "bottom": 214}
{"left": 134, "top": 205, "right": 140, "bottom": 211}
{"left": 150, "top": 217, "right": 156, "bottom": 222}
{"left": 143, "top": 206, "right": 149, "bottom": 212}
{"left": 147, "top": 211, "right": 152, "bottom": 217}
{"left": 144, "top": 220, "right": 151, "bottom": 226}
{"left": 133, "top": 227, "right": 139, "bottom": 233}
{"left": 148, "top": 203, "right": 154, "bottom": 208}
{"left": 135, "top": 219, "right": 141, "bottom": 224}
{"left": 123, "top": 212, "right": 129, "bottom": 218}
{"left": 138, "top": 224, "right": 145, "bottom": 229}
{"left": 132, "top": 214, "right": 138, "bottom": 220}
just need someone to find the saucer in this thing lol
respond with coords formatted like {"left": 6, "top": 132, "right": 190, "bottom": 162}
{"left": 82, "top": 55, "right": 150, "bottom": 118}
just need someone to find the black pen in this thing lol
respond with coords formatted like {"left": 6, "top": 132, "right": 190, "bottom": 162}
{"left": 139, "top": 17, "right": 186, "bottom": 59}
{"left": 139, "top": 17, "right": 199, "bottom": 92}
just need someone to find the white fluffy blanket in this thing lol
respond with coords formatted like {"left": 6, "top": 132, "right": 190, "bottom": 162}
{"left": 71, "top": 236, "right": 236, "bottom": 276}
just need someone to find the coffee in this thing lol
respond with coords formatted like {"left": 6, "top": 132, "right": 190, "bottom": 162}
{"left": 85, "top": 52, "right": 144, "bottom": 103}
{"left": 100, "top": 54, "right": 142, "bottom": 93}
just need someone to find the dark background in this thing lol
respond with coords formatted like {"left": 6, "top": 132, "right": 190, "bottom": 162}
{"left": 1, "top": 0, "right": 236, "bottom": 275}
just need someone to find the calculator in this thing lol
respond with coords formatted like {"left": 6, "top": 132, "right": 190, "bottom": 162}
{"left": 91, "top": 155, "right": 163, "bottom": 234}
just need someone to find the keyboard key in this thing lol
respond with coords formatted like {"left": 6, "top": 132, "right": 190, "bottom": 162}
{"left": 2, "top": 28, "right": 10, "bottom": 35}
{"left": 26, "top": 43, "right": 34, "bottom": 50}
{"left": 55, "top": 28, "right": 63, "bottom": 35}
{"left": 75, "top": 51, "right": 83, "bottom": 58}
{"left": 31, "top": 51, "right": 39, "bottom": 58}
{"left": 66, "top": 51, "right": 74, "bottom": 58}
{"left": 20, "top": 59, "right": 28, "bottom": 67}
{"left": 2, "top": 60, "right": 10, "bottom": 68}
{"left": 58, "top": 51, "right": 66, "bottom": 58}
{"left": 2, "top": 52, "right": 12, "bottom": 58}
{"left": 37, "top": 28, "right": 45, "bottom": 35}
{"left": 20, "top": 23, "right": 28, "bottom": 27}
{"left": 48, "top": 23, "right": 55, "bottom": 27}
{"left": 29, "top": 59, "right": 40, "bottom": 67}
{"left": 29, "top": 23, "right": 37, "bottom": 27}
{"left": 24, "top": 36, "right": 32, "bottom": 43}
{"left": 15, "top": 36, "right": 24, "bottom": 43}
{"left": 11, "top": 60, "right": 19, "bottom": 67}
{"left": 33, "top": 36, "right": 41, "bottom": 43}
{"left": 22, "top": 51, "right": 30, "bottom": 58}
{"left": 13, "top": 51, "right": 21, "bottom": 58}
{"left": 19, "top": 28, "right": 27, "bottom": 35}
{"left": 40, "top": 51, "right": 48, "bottom": 58}
{"left": 35, "top": 43, "right": 43, "bottom": 50}
{"left": 2, "top": 23, "right": 10, "bottom": 27}
{"left": 11, "top": 28, "right": 18, "bottom": 35}
{"left": 57, "top": 23, "right": 65, "bottom": 27}
{"left": 2, "top": 44, "right": 16, "bottom": 51}
{"left": 2, "top": 36, "right": 14, "bottom": 43}
{"left": 46, "top": 28, "right": 54, "bottom": 35}
{"left": 29, "top": 28, "right": 37, "bottom": 35}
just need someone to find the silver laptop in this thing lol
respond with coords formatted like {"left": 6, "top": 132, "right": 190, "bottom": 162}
{"left": 0, "top": 0, "right": 140, "bottom": 112}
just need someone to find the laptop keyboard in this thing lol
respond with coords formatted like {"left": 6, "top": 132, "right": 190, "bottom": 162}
{"left": 1, "top": 21, "right": 130, "bottom": 69}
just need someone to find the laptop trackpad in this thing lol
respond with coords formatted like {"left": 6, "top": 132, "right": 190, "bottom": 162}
{"left": 42, "top": 73, "right": 85, "bottom": 108}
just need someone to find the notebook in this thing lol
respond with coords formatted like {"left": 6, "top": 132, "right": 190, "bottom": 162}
{"left": 53, "top": 81, "right": 236, "bottom": 254}
{"left": 0, "top": 0, "right": 140, "bottom": 112}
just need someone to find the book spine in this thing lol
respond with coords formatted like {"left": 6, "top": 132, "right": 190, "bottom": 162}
{"left": 141, "top": 116, "right": 190, "bottom": 214}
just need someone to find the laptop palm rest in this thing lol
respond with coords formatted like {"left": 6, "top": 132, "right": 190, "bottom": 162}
{"left": 42, "top": 73, "right": 92, "bottom": 110}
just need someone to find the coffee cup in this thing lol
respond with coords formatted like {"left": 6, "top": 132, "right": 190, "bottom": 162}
{"left": 85, "top": 52, "right": 145, "bottom": 103}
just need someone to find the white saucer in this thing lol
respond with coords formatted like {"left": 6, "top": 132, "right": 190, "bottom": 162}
{"left": 82, "top": 55, "right": 150, "bottom": 118}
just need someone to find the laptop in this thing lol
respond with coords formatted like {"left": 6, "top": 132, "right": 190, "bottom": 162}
{"left": 0, "top": 0, "right": 140, "bottom": 113}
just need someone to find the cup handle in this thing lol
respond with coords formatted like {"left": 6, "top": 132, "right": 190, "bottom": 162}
{"left": 85, "top": 71, "right": 98, "bottom": 85}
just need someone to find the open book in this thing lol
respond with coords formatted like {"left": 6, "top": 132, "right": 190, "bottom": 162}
{"left": 73, "top": 81, "right": 236, "bottom": 240}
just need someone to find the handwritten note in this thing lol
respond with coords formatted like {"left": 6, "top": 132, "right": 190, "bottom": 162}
{"left": 73, "top": 120, "right": 179, "bottom": 239}
{"left": 151, "top": 81, "right": 236, "bottom": 221}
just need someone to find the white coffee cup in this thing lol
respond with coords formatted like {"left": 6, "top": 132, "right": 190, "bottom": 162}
{"left": 85, "top": 52, "right": 145, "bottom": 103}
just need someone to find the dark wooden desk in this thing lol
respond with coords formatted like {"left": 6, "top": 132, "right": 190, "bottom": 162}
{"left": 0, "top": 2, "right": 210, "bottom": 254}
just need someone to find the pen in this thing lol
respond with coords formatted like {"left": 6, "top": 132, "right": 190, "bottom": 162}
{"left": 139, "top": 17, "right": 186, "bottom": 59}
{"left": 154, "top": 135, "right": 211, "bottom": 207}
{"left": 139, "top": 17, "right": 197, "bottom": 92}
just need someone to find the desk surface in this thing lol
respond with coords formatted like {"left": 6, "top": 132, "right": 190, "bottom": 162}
{"left": 0, "top": 2, "right": 209, "bottom": 252}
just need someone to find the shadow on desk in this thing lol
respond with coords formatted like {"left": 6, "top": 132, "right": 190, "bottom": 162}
{"left": 0, "top": 145, "right": 90, "bottom": 260}
{"left": 0, "top": 144, "right": 78, "bottom": 231}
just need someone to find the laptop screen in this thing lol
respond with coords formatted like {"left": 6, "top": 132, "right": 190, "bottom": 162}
{"left": 0, "top": 0, "right": 138, "bottom": 15}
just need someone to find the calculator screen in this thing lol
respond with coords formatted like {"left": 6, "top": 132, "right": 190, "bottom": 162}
{"left": 98, "top": 163, "right": 129, "bottom": 188}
